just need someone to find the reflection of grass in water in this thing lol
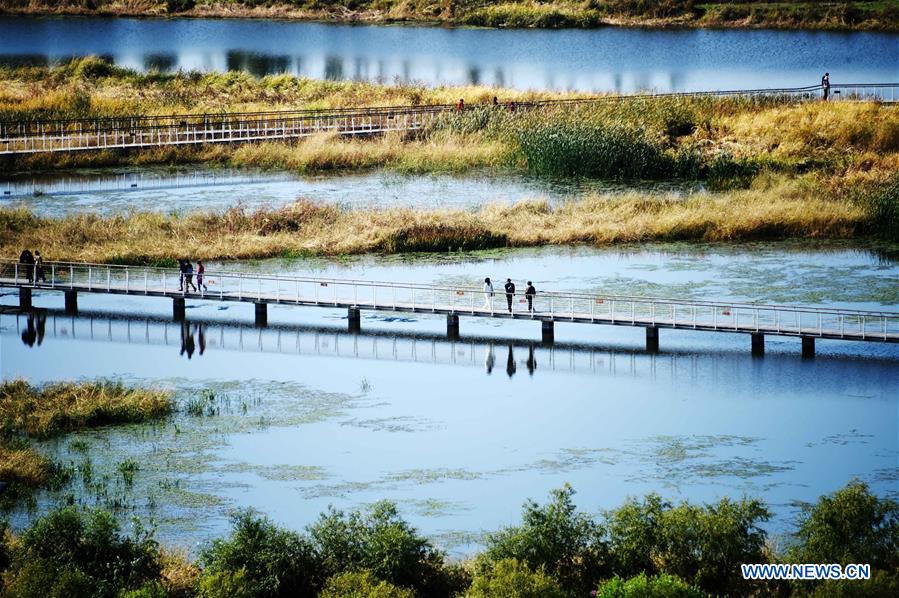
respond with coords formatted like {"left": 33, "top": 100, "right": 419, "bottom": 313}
{"left": 340, "top": 416, "right": 438, "bottom": 433}
{"left": 807, "top": 429, "right": 875, "bottom": 448}
{"left": 429, "top": 529, "right": 491, "bottom": 554}
{"left": 387, "top": 468, "right": 483, "bottom": 483}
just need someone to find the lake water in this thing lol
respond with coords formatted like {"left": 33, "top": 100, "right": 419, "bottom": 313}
{"left": 2, "top": 242, "right": 897, "bottom": 554}
{"left": 2, "top": 17, "right": 897, "bottom": 91}
{"left": 1, "top": 167, "right": 701, "bottom": 216}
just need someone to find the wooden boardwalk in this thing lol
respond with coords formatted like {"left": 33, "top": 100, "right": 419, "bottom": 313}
{"left": 2, "top": 83, "right": 896, "bottom": 155}
{"left": 3, "top": 260, "right": 897, "bottom": 356}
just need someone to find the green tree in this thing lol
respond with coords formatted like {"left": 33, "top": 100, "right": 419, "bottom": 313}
{"left": 200, "top": 509, "right": 319, "bottom": 597}
{"left": 596, "top": 572, "right": 707, "bottom": 597}
{"left": 308, "top": 501, "right": 451, "bottom": 595}
{"left": 320, "top": 570, "right": 415, "bottom": 598}
{"left": 791, "top": 481, "right": 899, "bottom": 569}
{"left": 4, "top": 507, "right": 161, "bottom": 598}
{"left": 467, "top": 558, "right": 567, "bottom": 598}
{"left": 479, "top": 485, "right": 609, "bottom": 595}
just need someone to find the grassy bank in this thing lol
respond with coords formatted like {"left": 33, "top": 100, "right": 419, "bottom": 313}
{"left": 0, "top": 0, "right": 896, "bottom": 31}
{"left": 1, "top": 176, "right": 886, "bottom": 264}
{"left": 2, "top": 61, "right": 897, "bottom": 181}
{"left": 0, "top": 380, "right": 173, "bottom": 507}
{"left": 1, "top": 482, "right": 897, "bottom": 596}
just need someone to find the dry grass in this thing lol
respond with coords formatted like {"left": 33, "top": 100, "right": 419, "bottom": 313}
{"left": 159, "top": 547, "right": 201, "bottom": 598}
{"left": 0, "top": 445, "right": 55, "bottom": 489}
{"left": 0, "top": 177, "right": 868, "bottom": 263}
{"left": 0, "top": 379, "right": 173, "bottom": 439}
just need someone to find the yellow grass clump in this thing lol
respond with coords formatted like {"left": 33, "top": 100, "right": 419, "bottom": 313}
{"left": 0, "top": 379, "right": 174, "bottom": 439}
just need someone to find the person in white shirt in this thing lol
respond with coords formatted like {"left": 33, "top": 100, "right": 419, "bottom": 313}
{"left": 483, "top": 277, "right": 494, "bottom": 310}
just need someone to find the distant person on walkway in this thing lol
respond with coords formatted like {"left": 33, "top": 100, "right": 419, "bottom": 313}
{"left": 492, "top": 96, "right": 499, "bottom": 107}
{"left": 33, "top": 251, "right": 45, "bottom": 283}
{"left": 18, "top": 249, "right": 34, "bottom": 284}
{"left": 822, "top": 72, "right": 830, "bottom": 101}
{"left": 456, "top": 98, "right": 465, "bottom": 112}
{"left": 504, "top": 278, "right": 515, "bottom": 313}
{"left": 508, "top": 101, "right": 516, "bottom": 113}
{"left": 184, "top": 260, "right": 197, "bottom": 293}
{"left": 483, "top": 277, "right": 494, "bottom": 310}
{"left": 178, "top": 259, "right": 186, "bottom": 291}
{"left": 525, "top": 281, "right": 536, "bottom": 313}
{"left": 197, "top": 260, "right": 207, "bottom": 292}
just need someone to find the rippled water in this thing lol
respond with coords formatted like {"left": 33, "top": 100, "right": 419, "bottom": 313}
{"left": 2, "top": 242, "right": 897, "bottom": 554}
{"left": 2, "top": 17, "right": 897, "bottom": 91}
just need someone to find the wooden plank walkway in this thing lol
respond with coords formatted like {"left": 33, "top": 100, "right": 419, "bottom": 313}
{"left": 3, "top": 260, "right": 898, "bottom": 354}
{"left": 2, "top": 83, "right": 896, "bottom": 155}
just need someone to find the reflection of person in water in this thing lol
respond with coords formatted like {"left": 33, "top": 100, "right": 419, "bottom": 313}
{"left": 526, "top": 344, "right": 537, "bottom": 376}
{"left": 484, "top": 343, "right": 495, "bottom": 374}
{"left": 196, "top": 323, "right": 206, "bottom": 355}
{"left": 180, "top": 321, "right": 195, "bottom": 359}
{"left": 20, "top": 313, "right": 46, "bottom": 347}
{"left": 506, "top": 345, "right": 517, "bottom": 378}
{"left": 21, "top": 314, "right": 36, "bottom": 347}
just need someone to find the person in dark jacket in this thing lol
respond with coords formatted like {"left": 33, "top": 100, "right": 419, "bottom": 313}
{"left": 18, "top": 249, "right": 34, "bottom": 283}
{"left": 822, "top": 72, "right": 830, "bottom": 100}
{"left": 33, "top": 250, "right": 46, "bottom": 283}
{"left": 525, "top": 281, "right": 536, "bottom": 312}
{"left": 504, "top": 278, "right": 515, "bottom": 313}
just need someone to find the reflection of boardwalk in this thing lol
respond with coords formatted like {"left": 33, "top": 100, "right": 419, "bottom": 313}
{"left": 3, "top": 259, "right": 898, "bottom": 357}
{"left": 6, "top": 311, "right": 897, "bottom": 388}
{"left": 2, "top": 83, "right": 896, "bottom": 155}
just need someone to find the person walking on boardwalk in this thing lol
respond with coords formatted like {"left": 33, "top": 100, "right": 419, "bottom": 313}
{"left": 184, "top": 260, "right": 198, "bottom": 293}
{"left": 18, "top": 249, "right": 34, "bottom": 284}
{"left": 483, "top": 277, "right": 494, "bottom": 310}
{"left": 504, "top": 278, "right": 515, "bottom": 313}
{"left": 456, "top": 98, "right": 464, "bottom": 112}
{"left": 33, "top": 251, "right": 46, "bottom": 283}
{"left": 178, "top": 259, "right": 186, "bottom": 291}
{"left": 525, "top": 281, "right": 536, "bottom": 313}
{"left": 822, "top": 72, "right": 830, "bottom": 101}
{"left": 197, "top": 260, "right": 208, "bottom": 293}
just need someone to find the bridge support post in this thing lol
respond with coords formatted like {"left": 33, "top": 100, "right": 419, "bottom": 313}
{"left": 64, "top": 290, "right": 78, "bottom": 314}
{"left": 254, "top": 303, "right": 267, "bottom": 328}
{"left": 801, "top": 336, "right": 815, "bottom": 358}
{"left": 173, "top": 297, "right": 185, "bottom": 321}
{"left": 646, "top": 326, "right": 659, "bottom": 353}
{"left": 541, "top": 320, "right": 554, "bottom": 345}
{"left": 447, "top": 314, "right": 460, "bottom": 340}
{"left": 751, "top": 333, "right": 764, "bottom": 357}
{"left": 348, "top": 307, "right": 361, "bottom": 333}
{"left": 18, "top": 287, "right": 31, "bottom": 310}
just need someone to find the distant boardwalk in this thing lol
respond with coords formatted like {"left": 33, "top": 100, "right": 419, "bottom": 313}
{"left": 3, "top": 259, "right": 897, "bottom": 357}
{"left": 1, "top": 83, "right": 896, "bottom": 155}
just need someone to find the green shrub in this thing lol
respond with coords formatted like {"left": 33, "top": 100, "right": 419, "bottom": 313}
{"left": 200, "top": 510, "right": 318, "bottom": 597}
{"left": 198, "top": 568, "right": 255, "bottom": 598}
{"left": 308, "top": 501, "right": 451, "bottom": 595}
{"left": 4, "top": 507, "right": 161, "bottom": 598}
{"left": 605, "top": 494, "right": 770, "bottom": 595}
{"left": 866, "top": 175, "right": 899, "bottom": 241}
{"left": 320, "top": 570, "right": 415, "bottom": 598}
{"left": 791, "top": 480, "right": 899, "bottom": 569}
{"left": 479, "top": 485, "right": 608, "bottom": 595}
{"left": 467, "top": 558, "right": 566, "bottom": 598}
{"left": 122, "top": 581, "right": 169, "bottom": 598}
{"left": 596, "top": 572, "right": 706, "bottom": 597}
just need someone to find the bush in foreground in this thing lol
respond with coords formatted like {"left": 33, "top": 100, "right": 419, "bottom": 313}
{"left": 596, "top": 572, "right": 706, "bottom": 597}
{"left": 467, "top": 558, "right": 567, "bottom": 598}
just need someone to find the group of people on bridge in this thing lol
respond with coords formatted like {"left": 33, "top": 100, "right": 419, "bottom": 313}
{"left": 178, "top": 259, "right": 207, "bottom": 293}
{"left": 17, "top": 249, "right": 45, "bottom": 284}
{"left": 483, "top": 277, "right": 538, "bottom": 314}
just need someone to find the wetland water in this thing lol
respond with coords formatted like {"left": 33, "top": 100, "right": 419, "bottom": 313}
{"left": 2, "top": 243, "right": 897, "bottom": 554}
{"left": 2, "top": 17, "right": 898, "bottom": 91}
{"left": 1, "top": 167, "right": 700, "bottom": 216}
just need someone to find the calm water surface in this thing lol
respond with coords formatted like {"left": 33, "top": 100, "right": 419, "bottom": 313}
{"left": 0, "top": 167, "right": 701, "bottom": 216}
{"left": 2, "top": 243, "right": 897, "bottom": 554}
{"left": 2, "top": 17, "right": 897, "bottom": 91}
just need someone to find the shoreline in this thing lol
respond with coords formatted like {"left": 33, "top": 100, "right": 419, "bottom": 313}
{"left": 1, "top": 3, "right": 896, "bottom": 32}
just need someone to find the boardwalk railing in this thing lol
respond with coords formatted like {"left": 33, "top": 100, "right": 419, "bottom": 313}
{"left": 2, "top": 83, "right": 896, "bottom": 155}
{"left": 3, "top": 259, "right": 897, "bottom": 344}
